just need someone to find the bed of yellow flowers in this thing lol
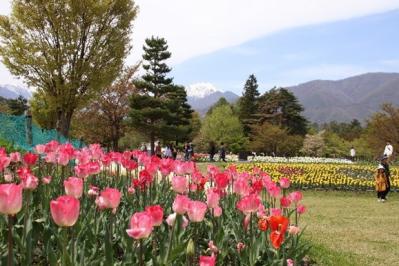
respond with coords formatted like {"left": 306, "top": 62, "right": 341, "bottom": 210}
{"left": 235, "top": 163, "right": 399, "bottom": 191}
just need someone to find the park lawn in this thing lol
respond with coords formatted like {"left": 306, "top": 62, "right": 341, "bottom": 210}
{"left": 302, "top": 191, "right": 399, "bottom": 266}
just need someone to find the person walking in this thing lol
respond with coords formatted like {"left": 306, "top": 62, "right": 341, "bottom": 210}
{"left": 350, "top": 146, "right": 356, "bottom": 161}
{"left": 155, "top": 141, "right": 162, "bottom": 158}
{"left": 375, "top": 164, "right": 388, "bottom": 202}
{"left": 383, "top": 141, "right": 393, "bottom": 160}
{"left": 184, "top": 143, "right": 190, "bottom": 161}
{"left": 219, "top": 142, "right": 226, "bottom": 162}
{"left": 209, "top": 141, "right": 216, "bottom": 162}
{"left": 380, "top": 155, "right": 391, "bottom": 201}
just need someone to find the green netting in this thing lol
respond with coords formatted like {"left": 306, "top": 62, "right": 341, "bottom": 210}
{"left": 0, "top": 113, "right": 83, "bottom": 151}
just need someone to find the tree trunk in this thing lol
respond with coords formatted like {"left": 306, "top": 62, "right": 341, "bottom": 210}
{"left": 150, "top": 132, "right": 155, "bottom": 155}
{"left": 57, "top": 110, "right": 73, "bottom": 138}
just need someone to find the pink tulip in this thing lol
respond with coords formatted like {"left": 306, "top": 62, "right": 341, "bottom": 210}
{"left": 182, "top": 215, "right": 189, "bottom": 228}
{"left": 174, "top": 161, "right": 187, "bottom": 175}
{"left": 127, "top": 186, "right": 135, "bottom": 194}
{"left": 236, "top": 193, "right": 261, "bottom": 215}
{"left": 288, "top": 225, "right": 300, "bottom": 235}
{"left": 243, "top": 214, "right": 250, "bottom": 231}
{"left": 64, "top": 177, "right": 83, "bottom": 199}
{"left": 44, "top": 140, "right": 60, "bottom": 153}
{"left": 57, "top": 152, "right": 70, "bottom": 166}
{"left": 187, "top": 200, "right": 208, "bottom": 222}
{"left": 96, "top": 188, "right": 121, "bottom": 213}
{"left": 270, "top": 208, "right": 282, "bottom": 216}
{"left": 0, "top": 155, "right": 11, "bottom": 171}
{"left": 50, "top": 195, "right": 80, "bottom": 227}
{"left": 0, "top": 183, "right": 23, "bottom": 215}
{"left": 287, "top": 259, "right": 294, "bottom": 266}
{"left": 166, "top": 213, "right": 177, "bottom": 227}
{"left": 199, "top": 255, "right": 216, "bottom": 266}
{"left": 42, "top": 176, "right": 52, "bottom": 185}
{"left": 268, "top": 185, "right": 281, "bottom": 198}
{"left": 21, "top": 173, "right": 39, "bottom": 190}
{"left": 297, "top": 204, "right": 306, "bottom": 215}
{"left": 23, "top": 152, "right": 38, "bottom": 166}
{"left": 4, "top": 173, "right": 13, "bottom": 182}
{"left": 233, "top": 177, "right": 250, "bottom": 197}
{"left": 34, "top": 144, "right": 46, "bottom": 154}
{"left": 45, "top": 152, "right": 57, "bottom": 164}
{"left": 145, "top": 205, "right": 164, "bottom": 226}
{"left": 208, "top": 240, "right": 219, "bottom": 253}
{"left": 289, "top": 191, "right": 303, "bottom": 203}
{"left": 257, "top": 204, "right": 267, "bottom": 218}
{"left": 236, "top": 242, "right": 245, "bottom": 253}
{"left": 172, "top": 175, "right": 189, "bottom": 194}
{"left": 206, "top": 188, "right": 220, "bottom": 208}
{"left": 126, "top": 211, "right": 154, "bottom": 239}
{"left": 9, "top": 152, "right": 21, "bottom": 162}
{"left": 279, "top": 177, "right": 290, "bottom": 189}
{"left": 213, "top": 206, "right": 222, "bottom": 217}
{"left": 87, "top": 185, "right": 99, "bottom": 197}
{"left": 172, "top": 194, "right": 191, "bottom": 215}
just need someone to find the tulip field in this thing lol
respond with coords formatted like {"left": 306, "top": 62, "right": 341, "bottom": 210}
{"left": 0, "top": 141, "right": 308, "bottom": 266}
{"left": 235, "top": 163, "right": 399, "bottom": 191}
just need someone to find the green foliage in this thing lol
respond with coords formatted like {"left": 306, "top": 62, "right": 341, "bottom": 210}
{"left": 130, "top": 37, "right": 192, "bottom": 152}
{"left": 0, "top": 0, "right": 137, "bottom": 137}
{"left": 7, "top": 95, "right": 28, "bottom": 116}
{"left": 206, "top": 97, "right": 230, "bottom": 116}
{"left": 301, "top": 132, "right": 325, "bottom": 157}
{"left": 30, "top": 91, "right": 57, "bottom": 130}
{"left": 250, "top": 123, "right": 303, "bottom": 156}
{"left": 321, "top": 119, "right": 363, "bottom": 141}
{"left": 238, "top": 74, "right": 260, "bottom": 135}
{"left": 322, "top": 131, "right": 350, "bottom": 158}
{"left": 257, "top": 87, "right": 308, "bottom": 135}
{"left": 197, "top": 104, "right": 247, "bottom": 153}
{"left": 0, "top": 138, "right": 25, "bottom": 153}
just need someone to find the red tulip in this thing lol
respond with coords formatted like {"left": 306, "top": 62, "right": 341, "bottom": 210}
{"left": 126, "top": 211, "right": 154, "bottom": 239}
{"left": 172, "top": 175, "right": 189, "bottom": 194}
{"left": 172, "top": 194, "right": 191, "bottom": 215}
{"left": 187, "top": 200, "right": 207, "bottom": 222}
{"left": 23, "top": 152, "right": 38, "bottom": 166}
{"left": 236, "top": 193, "right": 261, "bottom": 215}
{"left": 270, "top": 230, "right": 285, "bottom": 249}
{"left": 0, "top": 183, "right": 23, "bottom": 215}
{"left": 50, "top": 195, "right": 80, "bottom": 227}
{"left": 64, "top": 177, "right": 83, "bottom": 199}
{"left": 280, "top": 196, "right": 292, "bottom": 208}
{"left": 145, "top": 205, "right": 164, "bottom": 226}
{"left": 214, "top": 172, "right": 229, "bottom": 190}
{"left": 297, "top": 204, "right": 306, "bottom": 214}
{"left": 95, "top": 188, "right": 121, "bottom": 213}
{"left": 199, "top": 255, "right": 216, "bottom": 266}
{"left": 269, "top": 215, "right": 289, "bottom": 249}
{"left": 258, "top": 217, "right": 268, "bottom": 231}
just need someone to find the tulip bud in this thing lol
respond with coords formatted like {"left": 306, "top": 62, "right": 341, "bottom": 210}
{"left": 186, "top": 239, "right": 195, "bottom": 257}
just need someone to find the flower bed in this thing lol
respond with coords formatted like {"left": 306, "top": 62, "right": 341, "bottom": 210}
{"left": 235, "top": 163, "right": 399, "bottom": 191}
{"left": 0, "top": 141, "right": 308, "bottom": 265}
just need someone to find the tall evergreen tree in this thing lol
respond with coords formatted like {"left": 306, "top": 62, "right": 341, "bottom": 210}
{"left": 238, "top": 74, "right": 260, "bottom": 135}
{"left": 257, "top": 87, "right": 308, "bottom": 135}
{"left": 130, "top": 37, "right": 191, "bottom": 154}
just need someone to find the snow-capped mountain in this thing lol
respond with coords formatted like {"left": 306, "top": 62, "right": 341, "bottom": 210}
{"left": 186, "top": 83, "right": 239, "bottom": 115}
{"left": 186, "top": 83, "right": 220, "bottom": 98}
{"left": 0, "top": 84, "right": 32, "bottom": 99}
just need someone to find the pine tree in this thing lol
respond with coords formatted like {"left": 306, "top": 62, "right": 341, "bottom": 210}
{"left": 130, "top": 37, "right": 192, "bottom": 154}
{"left": 238, "top": 74, "right": 260, "bottom": 135}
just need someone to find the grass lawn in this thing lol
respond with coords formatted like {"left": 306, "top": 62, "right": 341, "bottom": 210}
{"left": 302, "top": 191, "right": 399, "bottom": 266}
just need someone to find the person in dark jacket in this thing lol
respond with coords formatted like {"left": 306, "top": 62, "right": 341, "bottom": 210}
{"left": 209, "top": 141, "right": 216, "bottom": 162}
{"left": 380, "top": 155, "right": 391, "bottom": 201}
{"left": 219, "top": 142, "right": 226, "bottom": 162}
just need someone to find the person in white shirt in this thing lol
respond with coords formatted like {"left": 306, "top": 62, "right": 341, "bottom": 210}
{"left": 383, "top": 141, "right": 393, "bottom": 158}
{"left": 350, "top": 147, "right": 356, "bottom": 161}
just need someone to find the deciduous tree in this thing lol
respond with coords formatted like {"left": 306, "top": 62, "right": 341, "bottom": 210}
{"left": 0, "top": 0, "right": 137, "bottom": 137}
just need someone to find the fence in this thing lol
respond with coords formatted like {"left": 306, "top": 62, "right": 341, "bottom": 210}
{"left": 0, "top": 113, "right": 83, "bottom": 151}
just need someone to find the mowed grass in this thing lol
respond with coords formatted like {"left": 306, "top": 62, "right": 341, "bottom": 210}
{"left": 302, "top": 191, "right": 399, "bottom": 266}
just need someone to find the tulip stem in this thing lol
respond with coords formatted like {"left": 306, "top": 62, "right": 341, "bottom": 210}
{"left": 139, "top": 239, "right": 144, "bottom": 266}
{"left": 8, "top": 215, "right": 14, "bottom": 266}
{"left": 23, "top": 190, "right": 32, "bottom": 265}
{"left": 165, "top": 215, "right": 177, "bottom": 264}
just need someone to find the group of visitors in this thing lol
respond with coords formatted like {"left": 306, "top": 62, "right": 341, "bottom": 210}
{"left": 208, "top": 141, "right": 226, "bottom": 162}
{"left": 375, "top": 141, "right": 393, "bottom": 202}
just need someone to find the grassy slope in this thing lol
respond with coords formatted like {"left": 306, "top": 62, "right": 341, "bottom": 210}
{"left": 302, "top": 191, "right": 399, "bottom": 266}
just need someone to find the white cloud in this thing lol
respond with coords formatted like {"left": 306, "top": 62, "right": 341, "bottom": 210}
{"left": 1, "top": 0, "right": 399, "bottom": 86}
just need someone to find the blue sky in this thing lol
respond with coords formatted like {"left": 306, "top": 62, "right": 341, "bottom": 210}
{"left": 173, "top": 9, "right": 399, "bottom": 94}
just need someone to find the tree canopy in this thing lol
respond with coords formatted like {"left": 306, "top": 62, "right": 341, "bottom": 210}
{"left": 238, "top": 74, "right": 260, "bottom": 135}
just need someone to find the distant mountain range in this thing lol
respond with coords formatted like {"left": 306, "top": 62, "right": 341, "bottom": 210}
{"left": 288, "top": 72, "right": 399, "bottom": 123}
{"left": 0, "top": 84, "right": 32, "bottom": 99}
{"left": 2, "top": 72, "right": 399, "bottom": 123}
